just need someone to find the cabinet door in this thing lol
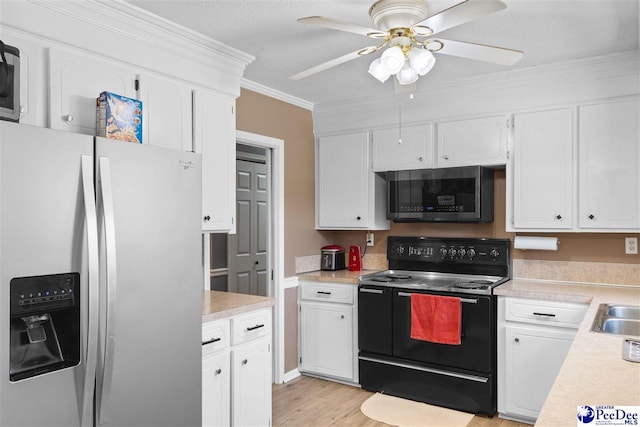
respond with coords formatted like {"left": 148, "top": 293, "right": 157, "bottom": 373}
{"left": 372, "top": 124, "right": 433, "bottom": 171}
{"left": 136, "top": 73, "right": 193, "bottom": 151}
{"left": 202, "top": 350, "right": 230, "bottom": 427}
{"left": 579, "top": 98, "right": 640, "bottom": 229}
{"left": 300, "top": 301, "right": 353, "bottom": 380}
{"left": 193, "top": 90, "right": 236, "bottom": 232}
{"left": 49, "top": 48, "right": 135, "bottom": 135}
{"left": 437, "top": 115, "right": 508, "bottom": 167}
{"left": 513, "top": 109, "right": 573, "bottom": 229}
{"left": 231, "top": 338, "right": 272, "bottom": 427}
{"left": 504, "top": 325, "right": 575, "bottom": 420}
{"left": 316, "top": 132, "right": 369, "bottom": 228}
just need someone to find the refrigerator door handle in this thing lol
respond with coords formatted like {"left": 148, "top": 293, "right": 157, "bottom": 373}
{"left": 97, "top": 156, "right": 118, "bottom": 425}
{"left": 81, "top": 155, "right": 99, "bottom": 427}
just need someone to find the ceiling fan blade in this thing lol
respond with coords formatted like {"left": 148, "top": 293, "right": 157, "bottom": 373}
{"left": 431, "top": 38, "right": 523, "bottom": 66}
{"left": 289, "top": 47, "right": 376, "bottom": 80}
{"left": 298, "top": 16, "right": 386, "bottom": 38}
{"left": 413, "top": 0, "right": 506, "bottom": 36}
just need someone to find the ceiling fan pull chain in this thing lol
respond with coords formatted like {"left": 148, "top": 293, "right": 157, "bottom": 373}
{"left": 398, "top": 103, "right": 402, "bottom": 144}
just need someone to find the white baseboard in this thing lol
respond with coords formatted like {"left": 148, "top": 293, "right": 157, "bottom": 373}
{"left": 282, "top": 368, "right": 301, "bottom": 383}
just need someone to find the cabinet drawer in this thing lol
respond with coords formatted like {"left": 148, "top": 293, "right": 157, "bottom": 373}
{"left": 299, "top": 281, "right": 355, "bottom": 304}
{"left": 202, "top": 319, "right": 230, "bottom": 354}
{"left": 231, "top": 309, "right": 271, "bottom": 346}
{"left": 504, "top": 297, "right": 587, "bottom": 329}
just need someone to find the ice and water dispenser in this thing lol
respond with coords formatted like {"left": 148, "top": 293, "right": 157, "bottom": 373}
{"left": 9, "top": 273, "right": 81, "bottom": 382}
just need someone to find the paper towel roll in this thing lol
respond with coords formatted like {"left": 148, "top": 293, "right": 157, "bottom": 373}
{"left": 514, "top": 236, "right": 559, "bottom": 251}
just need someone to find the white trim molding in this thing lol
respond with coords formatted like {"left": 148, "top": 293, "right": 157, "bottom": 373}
{"left": 282, "top": 368, "right": 301, "bottom": 384}
{"left": 283, "top": 276, "right": 299, "bottom": 290}
{"left": 236, "top": 130, "right": 286, "bottom": 385}
{"left": 241, "top": 78, "right": 314, "bottom": 111}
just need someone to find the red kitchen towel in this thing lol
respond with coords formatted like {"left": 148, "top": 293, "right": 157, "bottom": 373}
{"left": 410, "top": 294, "right": 462, "bottom": 345}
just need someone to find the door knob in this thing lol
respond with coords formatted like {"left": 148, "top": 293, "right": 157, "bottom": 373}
{"left": 514, "top": 337, "right": 520, "bottom": 343}
{"left": 556, "top": 215, "right": 562, "bottom": 220}
{"left": 588, "top": 214, "right": 595, "bottom": 220}
{"left": 64, "top": 114, "right": 74, "bottom": 123}
{"left": 215, "top": 368, "right": 222, "bottom": 375}
{"left": 242, "top": 359, "right": 248, "bottom": 365}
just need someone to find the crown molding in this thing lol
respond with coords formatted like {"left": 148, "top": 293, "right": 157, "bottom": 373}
{"left": 1, "top": 0, "right": 255, "bottom": 95}
{"left": 241, "top": 78, "right": 314, "bottom": 111}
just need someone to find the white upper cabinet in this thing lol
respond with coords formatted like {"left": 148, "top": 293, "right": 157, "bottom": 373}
{"left": 136, "top": 73, "right": 193, "bottom": 151}
{"left": 193, "top": 89, "right": 236, "bottom": 232}
{"left": 436, "top": 115, "right": 509, "bottom": 167}
{"left": 316, "top": 132, "right": 389, "bottom": 230}
{"left": 48, "top": 48, "right": 135, "bottom": 135}
{"left": 372, "top": 124, "right": 434, "bottom": 171}
{"left": 512, "top": 108, "right": 574, "bottom": 229}
{"left": 578, "top": 98, "right": 640, "bottom": 230}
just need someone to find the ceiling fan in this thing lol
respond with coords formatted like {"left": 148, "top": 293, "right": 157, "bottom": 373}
{"left": 289, "top": 0, "right": 523, "bottom": 86}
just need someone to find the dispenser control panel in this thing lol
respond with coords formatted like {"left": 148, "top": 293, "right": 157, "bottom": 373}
{"left": 10, "top": 273, "right": 79, "bottom": 315}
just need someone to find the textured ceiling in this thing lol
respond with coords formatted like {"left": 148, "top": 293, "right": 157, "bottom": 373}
{"left": 124, "top": 0, "right": 639, "bottom": 106}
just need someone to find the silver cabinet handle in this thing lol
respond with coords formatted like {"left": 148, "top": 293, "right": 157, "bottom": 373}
{"left": 202, "top": 337, "right": 221, "bottom": 346}
{"left": 64, "top": 114, "right": 74, "bottom": 123}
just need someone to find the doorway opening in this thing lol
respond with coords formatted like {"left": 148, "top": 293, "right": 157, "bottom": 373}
{"left": 207, "top": 131, "right": 285, "bottom": 384}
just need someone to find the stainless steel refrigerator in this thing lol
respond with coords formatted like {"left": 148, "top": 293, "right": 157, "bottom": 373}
{"left": 0, "top": 122, "right": 202, "bottom": 426}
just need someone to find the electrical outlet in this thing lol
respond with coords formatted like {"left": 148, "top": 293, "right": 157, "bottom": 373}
{"left": 366, "top": 232, "right": 374, "bottom": 247}
{"left": 626, "top": 237, "right": 638, "bottom": 254}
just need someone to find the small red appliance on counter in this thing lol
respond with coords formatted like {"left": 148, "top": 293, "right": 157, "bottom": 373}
{"left": 349, "top": 245, "right": 362, "bottom": 271}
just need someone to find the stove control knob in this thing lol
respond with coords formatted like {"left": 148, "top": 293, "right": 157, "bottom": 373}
{"left": 490, "top": 249, "right": 500, "bottom": 258}
{"left": 448, "top": 248, "right": 457, "bottom": 257}
{"left": 395, "top": 245, "right": 405, "bottom": 255}
{"left": 467, "top": 248, "right": 476, "bottom": 258}
{"left": 457, "top": 248, "right": 466, "bottom": 257}
{"left": 439, "top": 247, "right": 448, "bottom": 257}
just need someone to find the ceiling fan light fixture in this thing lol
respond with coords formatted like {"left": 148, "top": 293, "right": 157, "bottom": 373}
{"left": 408, "top": 48, "right": 436, "bottom": 76}
{"left": 380, "top": 45, "right": 405, "bottom": 74}
{"left": 368, "top": 58, "right": 391, "bottom": 82}
{"left": 396, "top": 61, "right": 418, "bottom": 85}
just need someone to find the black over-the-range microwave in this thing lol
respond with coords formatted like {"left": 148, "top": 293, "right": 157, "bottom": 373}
{"left": 386, "top": 166, "right": 494, "bottom": 223}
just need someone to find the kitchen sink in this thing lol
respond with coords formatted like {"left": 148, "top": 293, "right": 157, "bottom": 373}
{"left": 591, "top": 304, "right": 640, "bottom": 337}
{"left": 607, "top": 305, "right": 640, "bottom": 320}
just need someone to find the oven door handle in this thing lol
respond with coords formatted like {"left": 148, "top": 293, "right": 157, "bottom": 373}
{"left": 359, "top": 356, "right": 489, "bottom": 383}
{"left": 397, "top": 292, "right": 478, "bottom": 304}
{"left": 360, "top": 288, "right": 384, "bottom": 294}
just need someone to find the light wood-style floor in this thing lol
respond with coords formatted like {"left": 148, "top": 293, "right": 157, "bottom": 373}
{"left": 273, "top": 375, "right": 530, "bottom": 427}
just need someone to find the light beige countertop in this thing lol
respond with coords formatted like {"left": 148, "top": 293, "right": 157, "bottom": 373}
{"left": 297, "top": 269, "right": 381, "bottom": 284}
{"left": 496, "top": 279, "right": 640, "bottom": 426}
{"left": 202, "top": 290, "right": 275, "bottom": 323}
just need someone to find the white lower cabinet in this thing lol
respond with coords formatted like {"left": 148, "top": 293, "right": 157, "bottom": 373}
{"left": 202, "top": 308, "right": 272, "bottom": 427}
{"left": 299, "top": 281, "right": 358, "bottom": 384}
{"left": 231, "top": 337, "right": 272, "bottom": 427}
{"left": 202, "top": 350, "right": 231, "bottom": 427}
{"left": 498, "top": 297, "right": 587, "bottom": 424}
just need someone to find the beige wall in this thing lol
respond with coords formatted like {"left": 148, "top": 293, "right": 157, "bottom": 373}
{"left": 236, "top": 89, "right": 332, "bottom": 276}
{"left": 236, "top": 88, "right": 331, "bottom": 374}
